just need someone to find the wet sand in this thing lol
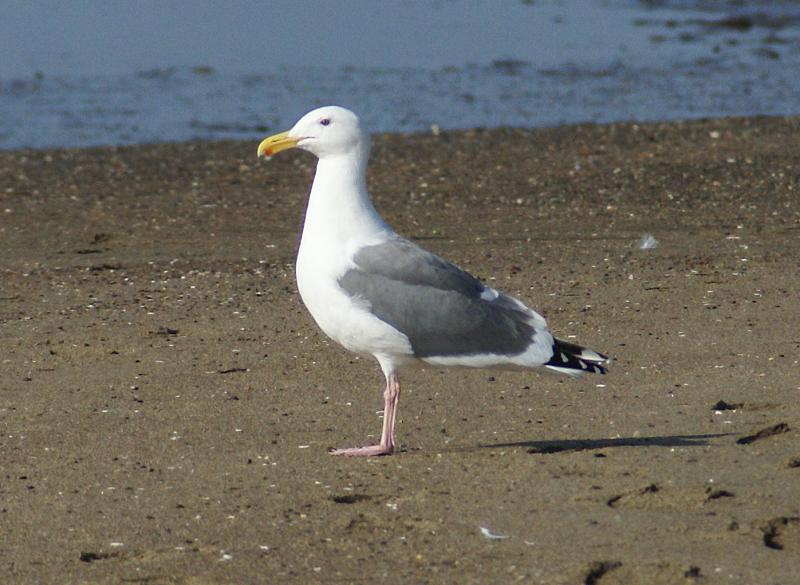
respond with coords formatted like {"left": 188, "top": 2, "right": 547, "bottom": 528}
{"left": 2, "top": 116, "right": 799, "bottom": 584}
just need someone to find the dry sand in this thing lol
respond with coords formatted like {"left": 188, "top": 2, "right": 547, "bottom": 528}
{"left": 1, "top": 116, "right": 799, "bottom": 584}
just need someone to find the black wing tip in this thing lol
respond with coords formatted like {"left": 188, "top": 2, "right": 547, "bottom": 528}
{"left": 546, "top": 338, "right": 610, "bottom": 375}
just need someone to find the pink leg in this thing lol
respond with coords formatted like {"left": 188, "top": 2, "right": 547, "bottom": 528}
{"left": 330, "top": 372, "right": 400, "bottom": 457}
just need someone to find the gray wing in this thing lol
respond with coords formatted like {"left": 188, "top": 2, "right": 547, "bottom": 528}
{"left": 338, "top": 237, "right": 537, "bottom": 358}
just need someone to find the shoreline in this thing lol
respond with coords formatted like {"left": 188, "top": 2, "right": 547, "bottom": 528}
{"left": 2, "top": 111, "right": 799, "bottom": 154}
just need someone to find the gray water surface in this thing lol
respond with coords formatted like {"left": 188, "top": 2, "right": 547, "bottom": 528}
{"left": 2, "top": 1, "right": 799, "bottom": 149}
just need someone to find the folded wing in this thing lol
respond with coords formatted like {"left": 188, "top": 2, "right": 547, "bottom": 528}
{"left": 338, "top": 237, "right": 550, "bottom": 361}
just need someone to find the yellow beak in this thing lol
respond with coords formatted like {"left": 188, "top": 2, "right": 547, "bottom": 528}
{"left": 257, "top": 130, "right": 299, "bottom": 159}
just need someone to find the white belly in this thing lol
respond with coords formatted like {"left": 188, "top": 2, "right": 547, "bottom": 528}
{"left": 296, "top": 245, "right": 414, "bottom": 362}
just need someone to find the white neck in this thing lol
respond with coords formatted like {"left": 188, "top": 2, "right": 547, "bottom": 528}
{"left": 300, "top": 148, "right": 390, "bottom": 249}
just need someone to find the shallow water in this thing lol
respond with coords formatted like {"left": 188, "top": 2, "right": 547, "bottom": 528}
{"left": 1, "top": 0, "right": 799, "bottom": 149}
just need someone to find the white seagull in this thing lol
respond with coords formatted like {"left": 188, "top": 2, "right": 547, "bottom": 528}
{"left": 257, "top": 106, "right": 608, "bottom": 457}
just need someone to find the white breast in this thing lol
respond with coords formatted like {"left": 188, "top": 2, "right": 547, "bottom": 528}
{"left": 291, "top": 146, "right": 417, "bottom": 367}
{"left": 296, "top": 230, "right": 414, "bottom": 362}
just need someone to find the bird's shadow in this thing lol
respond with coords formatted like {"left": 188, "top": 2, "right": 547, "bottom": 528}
{"left": 481, "top": 433, "right": 731, "bottom": 454}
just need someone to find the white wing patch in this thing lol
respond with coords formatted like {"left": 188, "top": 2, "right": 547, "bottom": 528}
{"left": 480, "top": 287, "right": 500, "bottom": 301}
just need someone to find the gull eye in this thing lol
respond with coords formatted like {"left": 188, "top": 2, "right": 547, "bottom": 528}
{"left": 319, "top": 118, "right": 331, "bottom": 126}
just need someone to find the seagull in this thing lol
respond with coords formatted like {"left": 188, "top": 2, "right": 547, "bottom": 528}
{"left": 257, "top": 106, "right": 608, "bottom": 456}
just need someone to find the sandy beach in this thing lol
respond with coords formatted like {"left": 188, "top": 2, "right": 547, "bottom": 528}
{"left": 1, "top": 116, "right": 799, "bottom": 584}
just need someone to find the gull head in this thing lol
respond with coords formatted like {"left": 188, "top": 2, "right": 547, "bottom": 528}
{"left": 257, "top": 106, "right": 367, "bottom": 160}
